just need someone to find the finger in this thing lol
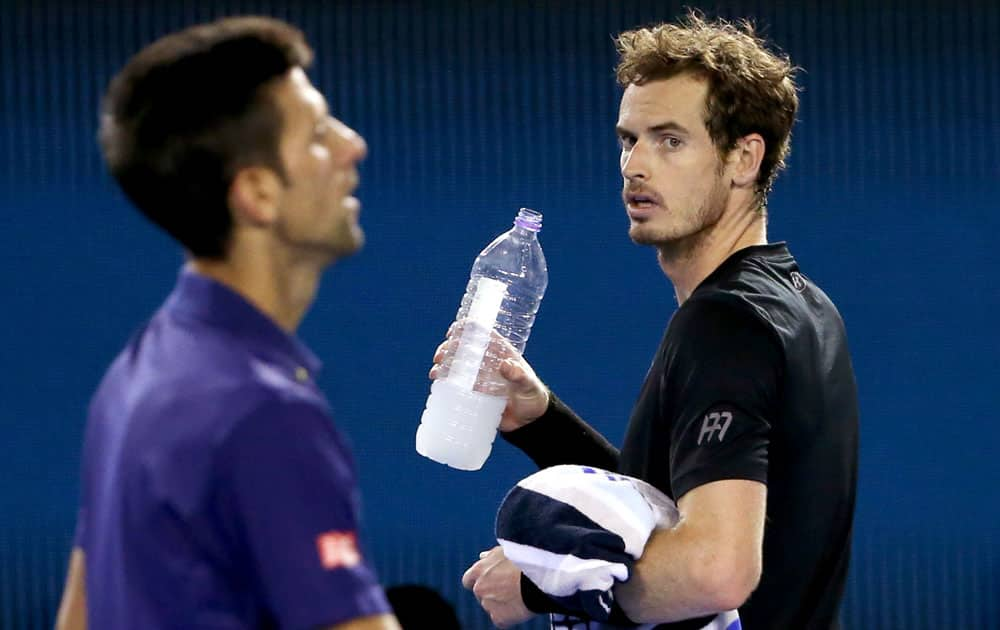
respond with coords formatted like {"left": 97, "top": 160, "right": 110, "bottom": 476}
{"left": 433, "top": 340, "right": 448, "bottom": 362}
{"left": 461, "top": 562, "right": 482, "bottom": 590}
{"left": 436, "top": 335, "right": 463, "bottom": 359}
{"left": 479, "top": 545, "right": 503, "bottom": 561}
{"left": 498, "top": 358, "right": 521, "bottom": 382}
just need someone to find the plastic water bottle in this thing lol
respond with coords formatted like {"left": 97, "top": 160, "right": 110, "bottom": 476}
{"left": 416, "top": 208, "right": 548, "bottom": 470}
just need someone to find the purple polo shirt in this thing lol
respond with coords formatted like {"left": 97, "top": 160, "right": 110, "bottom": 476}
{"left": 75, "top": 268, "right": 390, "bottom": 629}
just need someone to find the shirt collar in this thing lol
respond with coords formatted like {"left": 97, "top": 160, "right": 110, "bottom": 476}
{"left": 696, "top": 242, "right": 794, "bottom": 289}
{"left": 163, "top": 267, "right": 322, "bottom": 376}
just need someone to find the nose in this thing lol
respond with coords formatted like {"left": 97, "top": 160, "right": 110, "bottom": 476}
{"left": 348, "top": 130, "right": 368, "bottom": 162}
{"left": 620, "top": 140, "right": 649, "bottom": 182}
{"left": 333, "top": 119, "right": 368, "bottom": 163}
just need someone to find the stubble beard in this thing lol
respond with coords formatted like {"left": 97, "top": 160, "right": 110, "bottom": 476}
{"left": 318, "top": 215, "right": 364, "bottom": 263}
{"left": 272, "top": 205, "right": 363, "bottom": 269}
{"left": 628, "top": 175, "right": 730, "bottom": 260}
{"left": 339, "top": 218, "right": 365, "bottom": 256}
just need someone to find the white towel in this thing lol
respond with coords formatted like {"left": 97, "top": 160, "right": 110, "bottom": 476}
{"left": 496, "top": 464, "right": 741, "bottom": 630}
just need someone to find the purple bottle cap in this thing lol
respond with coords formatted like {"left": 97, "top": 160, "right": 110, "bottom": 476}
{"left": 514, "top": 208, "right": 542, "bottom": 232}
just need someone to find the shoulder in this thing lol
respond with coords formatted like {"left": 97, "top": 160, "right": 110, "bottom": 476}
{"left": 682, "top": 249, "right": 815, "bottom": 349}
{"left": 698, "top": 248, "right": 848, "bottom": 349}
{"left": 217, "top": 361, "right": 346, "bottom": 460}
{"left": 228, "top": 385, "right": 331, "bottom": 438}
{"left": 90, "top": 303, "right": 333, "bottom": 441}
{"left": 660, "top": 292, "right": 786, "bottom": 385}
{"left": 671, "top": 292, "right": 780, "bottom": 348}
{"left": 212, "top": 384, "right": 357, "bottom": 506}
{"left": 157, "top": 303, "right": 331, "bottom": 427}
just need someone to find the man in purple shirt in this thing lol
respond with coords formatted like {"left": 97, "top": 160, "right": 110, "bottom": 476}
{"left": 55, "top": 17, "right": 400, "bottom": 630}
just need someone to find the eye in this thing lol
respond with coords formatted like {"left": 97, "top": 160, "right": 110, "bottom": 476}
{"left": 618, "top": 134, "right": 636, "bottom": 150}
{"left": 312, "top": 119, "right": 334, "bottom": 142}
{"left": 659, "top": 136, "right": 683, "bottom": 150}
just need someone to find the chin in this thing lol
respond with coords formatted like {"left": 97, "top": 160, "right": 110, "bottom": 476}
{"left": 629, "top": 216, "right": 707, "bottom": 248}
{"left": 349, "top": 225, "right": 365, "bottom": 250}
{"left": 628, "top": 223, "right": 671, "bottom": 246}
{"left": 336, "top": 229, "right": 365, "bottom": 257}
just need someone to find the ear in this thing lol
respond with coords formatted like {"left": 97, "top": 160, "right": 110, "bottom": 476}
{"left": 729, "top": 133, "right": 766, "bottom": 189}
{"left": 228, "top": 166, "right": 283, "bottom": 227}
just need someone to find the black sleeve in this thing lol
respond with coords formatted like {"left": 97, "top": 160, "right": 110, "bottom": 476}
{"left": 500, "top": 391, "right": 619, "bottom": 471}
{"left": 667, "top": 295, "right": 782, "bottom": 500}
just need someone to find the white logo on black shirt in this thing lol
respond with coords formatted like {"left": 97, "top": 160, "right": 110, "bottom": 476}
{"left": 698, "top": 411, "right": 733, "bottom": 445}
{"left": 790, "top": 271, "right": 807, "bottom": 292}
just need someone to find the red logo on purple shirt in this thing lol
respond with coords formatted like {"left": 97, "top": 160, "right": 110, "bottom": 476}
{"left": 316, "top": 531, "right": 361, "bottom": 570}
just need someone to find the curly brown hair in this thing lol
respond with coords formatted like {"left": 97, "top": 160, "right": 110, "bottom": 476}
{"left": 616, "top": 12, "right": 799, "bottom": 204}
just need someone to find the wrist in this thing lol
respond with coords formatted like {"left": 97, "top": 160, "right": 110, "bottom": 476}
{"left": 524, "top": 387, "right": 552, "bottom": 425}
{"left": 503, "top": 387, "right": 553, "bottom": 432}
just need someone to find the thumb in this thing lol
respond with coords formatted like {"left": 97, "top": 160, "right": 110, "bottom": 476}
{"left": 499, "top": 358, "right": 525, "bottom": 385}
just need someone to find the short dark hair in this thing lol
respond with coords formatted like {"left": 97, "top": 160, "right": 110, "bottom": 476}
{"left": 616, "top": 11, "right": 799, "bottom": 205}
{"left": 100, "top": 16, "right": 313, "bottom": 259}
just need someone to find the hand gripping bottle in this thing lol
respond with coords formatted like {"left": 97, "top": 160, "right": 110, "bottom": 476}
{"left": 416, "top": 208, "right": 548, "bottom": 470}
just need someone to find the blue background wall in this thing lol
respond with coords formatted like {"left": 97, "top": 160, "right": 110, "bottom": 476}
{"left": 1, "top": 1, "right": 998, "bottom": 627}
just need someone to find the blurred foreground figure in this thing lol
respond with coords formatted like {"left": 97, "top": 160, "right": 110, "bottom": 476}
{"left": 56, "top": 16, "right": 400, "bottom": 630}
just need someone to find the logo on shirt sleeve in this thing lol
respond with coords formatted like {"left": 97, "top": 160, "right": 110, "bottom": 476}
{"left": 316, "top": 530, "right": 361, "bottom": 570}
{"left": 697, "top": 411, "right": 733, "bottom": 445}
{"left": 790, "top": 271, "right": 807, "bottom": 292}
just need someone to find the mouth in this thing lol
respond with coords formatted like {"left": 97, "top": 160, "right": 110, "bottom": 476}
{"left": 347, "top": 177, "right": 359, "bottom": 194}
{"left": 344, "top": 174, "right": 361, "bottom": 212}
{"left": 624, "top": 190, "right": 661, "bottom": 219}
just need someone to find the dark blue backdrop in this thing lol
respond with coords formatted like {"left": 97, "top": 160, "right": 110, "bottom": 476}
{"left": 1, "top": 1, "right": 998, "bottom": 628}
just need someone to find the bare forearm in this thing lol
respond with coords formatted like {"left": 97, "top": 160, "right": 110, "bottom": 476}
{"left": 614, "top": 480, "right": 765, "bottom": 624}
{"left": 56, "top": 548, "right": 87, "bottom": 630}
{"left": 614, "top": 524, "right": 728, "bottom": 623}
{"left": 322, "top": 613, "right": 402, "bottom": 630}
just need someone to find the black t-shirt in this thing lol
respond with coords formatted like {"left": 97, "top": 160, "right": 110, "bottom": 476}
{"left": 504, "top": 243, "right": 859, "bottom": 630}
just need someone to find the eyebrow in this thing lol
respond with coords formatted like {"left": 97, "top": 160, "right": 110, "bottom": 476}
{"left": 616, "top": 121, "right": 691, "bottom": 137}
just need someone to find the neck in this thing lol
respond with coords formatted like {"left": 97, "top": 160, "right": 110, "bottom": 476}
{"left": 657, "top": 199, "right": 767, "bottom": 304}
{"left": 190, "top": 236, "right": 326, "bottom": 333}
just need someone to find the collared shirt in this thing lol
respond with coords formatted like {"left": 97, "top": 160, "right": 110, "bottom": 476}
{"left": 75, "top": 268, "right": 390, "bottom": 629}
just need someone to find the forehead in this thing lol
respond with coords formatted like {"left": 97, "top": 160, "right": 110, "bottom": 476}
{"left": 270, "top": 67, "right": 327, "bottom": 127}
{"left": 618, "top": 74, "right": 710, "bottom": 127}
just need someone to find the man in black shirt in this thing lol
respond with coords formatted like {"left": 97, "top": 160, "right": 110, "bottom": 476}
{"left": 454, "top": 12, "right": 859, "bottom": 630}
